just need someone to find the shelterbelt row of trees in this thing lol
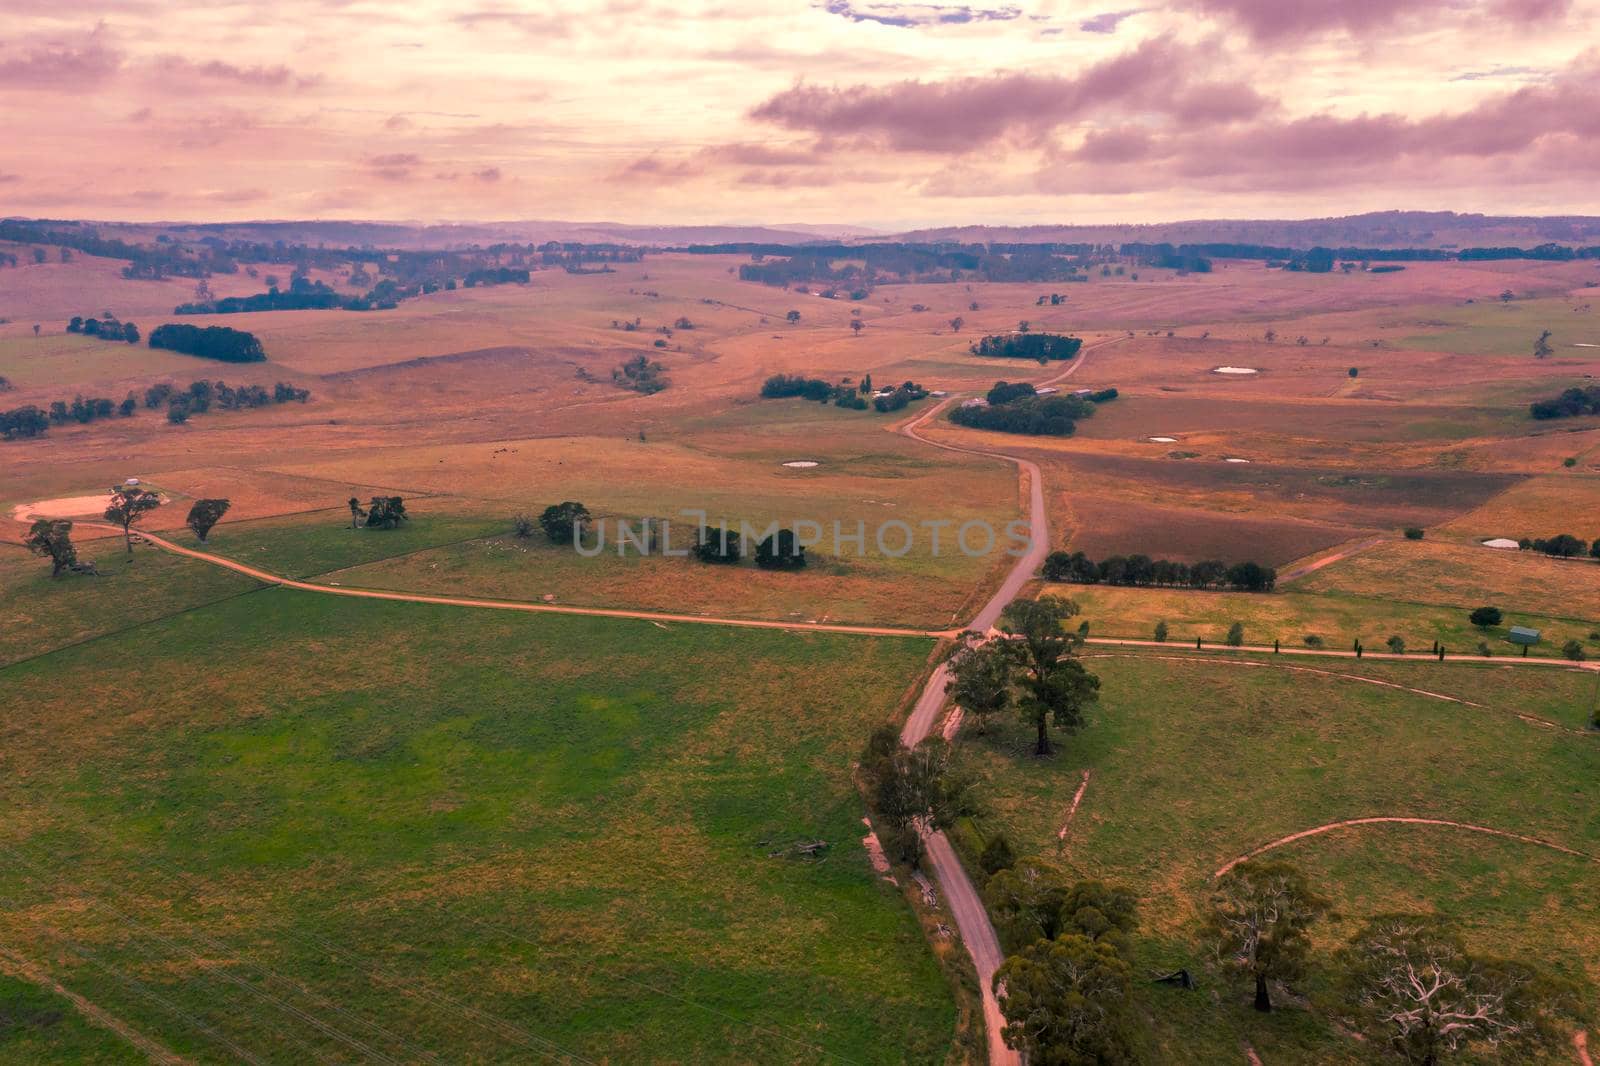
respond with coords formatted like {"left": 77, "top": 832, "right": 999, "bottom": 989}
{"left": 173, "top": 268, "right": 532, "bottom": 315}
{"left": 1044, "top": 549, "right": 1278, "bottom": 591}
{"left": 2, "top": 378, "right": 310, "bottom": 440}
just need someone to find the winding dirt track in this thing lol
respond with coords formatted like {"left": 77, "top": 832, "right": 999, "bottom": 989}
{"left": 91, "top": 527, "right": 954, "bottom": 640}
{"left": 1214, "top": 817, "right": 1598, "bottom": 879}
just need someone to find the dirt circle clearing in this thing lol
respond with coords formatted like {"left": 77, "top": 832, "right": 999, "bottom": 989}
{"left": 1213, "top": 366, "right": 1259, "bottom": 375}
{"left": 9, "top": 494, "right": 115, "bottom": 522}
{"left": 781, "top": 460, "right": 820, "bottom": 469}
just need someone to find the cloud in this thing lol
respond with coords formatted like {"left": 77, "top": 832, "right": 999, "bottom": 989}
{"left": 451, "top": 6, "right": 573, "bottom": 36}
{"left": 1032, "top": 50, "right": 1600, "bottom": 193}
{"left": 612, "top": 153, "right": 704, "bottom": 182}
{"left": 1079, "top": 8, "right": 1144, "bottom": 33}
{"left": 1451, "top": 64, "right": 1546, "bottom": 81}
{"left": 819, "top": 1, "right": 1022, "bottom": 27}
{"left": 149, "top": 56, "right": 321, "bottom": 90}
{"left": 203, "top": 187, "right": 269, "bottom": 203}
{"left": 1182, "top": 0, "right": 1570, "bottom": 40}
{"left": 748, "top": 37, "right": 1262, "bottom": 151}
{"left": 0, "top": 172, "right": 20, "bottom": 184}
{"left": 367, "top": 152, "right": 423, "bottom": 181}
{"left": 473, "top": 166, "right": 502, "bottom": 181}
{"left": 0, "top": 26, "right": 122, "bottom": 89}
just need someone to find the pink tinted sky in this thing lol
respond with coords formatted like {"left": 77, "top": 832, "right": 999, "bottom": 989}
{"left": 3, "top": 0, "right": 1597, "bottom": 227}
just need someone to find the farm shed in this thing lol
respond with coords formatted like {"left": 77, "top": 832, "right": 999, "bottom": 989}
{"left": 1507, "top": 626, "right": 1541, "bottom": 646}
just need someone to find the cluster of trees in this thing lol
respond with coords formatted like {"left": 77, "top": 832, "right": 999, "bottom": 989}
{"left": 148, "top": 323, "right": 265, "bottom": 363}
{"left": 1208, "top": 861, "right": 1576, "bottom": 1061}
{"left": 969, "top": 333, "right": 1084, "bottom": 362}
{"left": 1516, "top": 533, "right": 1600, "bottom": 559}
{"left": 947, "top": 596, "right": 1101, "bottom": 755}
{"left": 727, "top": 242, "right": 1109, "bottom": 288}
{"left": 155, "top": 378, "right": 310, "bottom": 424}
{"left": 988, "top": 852, "right": 1582, "bottom": 1065}
{"left": 759, "top": 373, "right": 924, "bottom": 413}
{"left": 67, "top": 315, "right": 139, "bottom": 342}
{"left": 873, "top": 381, "right": 929, "bottom": 412}
{"left": 860, "top": 725, "right": 976, "bottom": 868}
{"left": 348, "top": 496, "right": 407, "bottom": 530}
{"left": 951, "top": 390, "right": 1095, "bottom": 437}
{"left": 1125, "top": 242, "right": 1214, "bottom": 272}
{"left": 27, "top": 486, "right": 222, "bottom": 575}
{"left": 174, "top": 276, "right": 344, "bottom": 314}
{"left": 519, "top": 501, "right": 809, "bottom": 570}
{"left": 2, "top": 376, "right": 303, "bottom": 440}
{"left": 48, "top": 395, "right": 125, "bottom": 425}
{"left": 1044, "top": 550, "right": 1278, "bottom": 591}
{"left": 613, "top": 354, "right": 669, "bottom": 394}
{"left": 686, "top": 525, "right": 808, "bottom": 567}
{"left": 0, "top": 406, "right": 51, "bottom": 439}
{"left": 0, "top": 219, "right": 233, "bottom": 279}
{"left": 1529, "top": 386, "right": 1600, "bottom": 420}
{"left": 761, "top": 373, "right": 853, "bottom": 402}
{"left": 989, "top": 862, "right": 1144, "bottom": 1064}
{"left": 463, "top": 266, "right": 532, "bottom": 287}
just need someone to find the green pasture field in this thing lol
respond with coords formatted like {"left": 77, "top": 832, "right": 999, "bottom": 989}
{"left": 0, "top": 541, "right": 263, "bottom": 668}
{"left": 1394, "top": 298, "right": 1600, "bottom": 357}
{"left": 0, "top": 590, "right": 952, "bottom": 1063}
{"left": 0, "top": 973, "right": 142, "bottom": 1065}
{"left": 1292, "top": 538, "right": 1600, "bottom": 620}
{"left": 1049, "top": 582, "right": 1597, "bottom": 661}
{"left": 950, "top": 654, "right": 1600, "bottom": 1064}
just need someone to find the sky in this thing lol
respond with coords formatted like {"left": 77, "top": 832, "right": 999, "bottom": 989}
{"left": 3, "top": 0, "right": 1598, "bottom": 228}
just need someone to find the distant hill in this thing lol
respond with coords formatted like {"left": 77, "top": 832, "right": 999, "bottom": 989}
{"left": 889, "top": 211, "right": 1600, "bottom": 249}
{"left": 13, "top": 210, "right": 1600, "bottom": 252}
{"left": 32, "top": 219, "right": 876, "bottom": 250}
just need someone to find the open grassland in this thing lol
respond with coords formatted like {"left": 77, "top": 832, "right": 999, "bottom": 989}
{"left": 0, "top": 333, "right": 206, "bottom": 393}
{"left": 951, "top": 655, "right": 1600, "bottom": 1064}
{"left": 1294, "top": 536, "right": 1600, "bottom": 620}
{"left": 0, "top": 591, "right": 953, "bottom": 1064}
{"left": 0, "top": 972, "right": 143, "bottom": 1065}
{"left": 1048, "top": 581, "right": 1597, "bottom": 660}
{"left": 0, "top": 542, "right": 264, "bottom": 668}
{"left": 1443, "top": 473, "right": 1600, "bottom": 538}
{"left": 1393, "top": 296, "right": 1600, "bottom": 357}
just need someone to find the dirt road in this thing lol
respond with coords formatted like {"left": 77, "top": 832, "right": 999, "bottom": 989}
{"left": 1275, "top": 535, "right": 1385, "bottom": 585}
{"left": 892, "top": 338, "right": 1106, "bottom": 1066}
{"left": 93, "top": 527, "right": 954, "bottom": 640}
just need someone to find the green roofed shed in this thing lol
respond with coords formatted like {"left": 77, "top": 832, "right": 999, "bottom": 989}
{"left": 1507, "top": 626, "right": 1541, "bottom": 646}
